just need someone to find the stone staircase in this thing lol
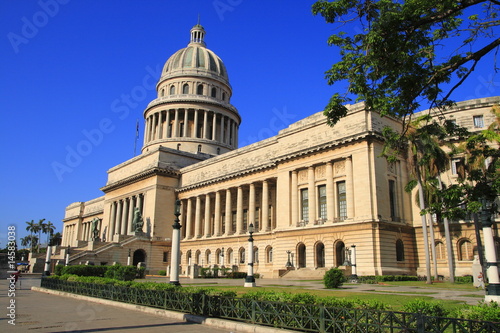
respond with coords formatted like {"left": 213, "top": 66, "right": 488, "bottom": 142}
{"left": 280, "top": 267, "right": 328, "bottom": 280}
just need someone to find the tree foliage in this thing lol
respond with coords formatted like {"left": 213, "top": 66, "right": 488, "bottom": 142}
{"left": 312, "top": 0, "right": 500, "bottom": 126}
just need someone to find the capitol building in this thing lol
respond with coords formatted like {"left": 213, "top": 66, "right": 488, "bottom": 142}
{"left": 52, "top": 24, "right": 499, "bottom": 279}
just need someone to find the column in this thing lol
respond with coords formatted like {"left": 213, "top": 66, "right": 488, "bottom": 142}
{"left": 173, "top": 109, "right": 179, "bottom": 137}
{"left": 326, "top": 162, "right": 334, "bottom": 222}
{"left": 232, "top": 121, "right": 237, "bottom": 147}
{"left": 220, "top": 116, "right": 225, "bottom": 143}
{"left": 291, "top": 171, "right": 298, "bottom": 226}
{"left": 120, "top": 198, "right": 129, "bottom": 236}
{"left": 185, "top": 198, "right": 193, "bottom": 239}
{"left": 194, "top": 109, "right": 199, "bottom": 138}
{"left": 203, "top": 110, "right": 209, "bottom": 139}
{"left": 236, "top": 186, "right": 244, "bottom": 234}
{"left": 143, "top": 118, "right": 149, "bottom": 144}
{"left": 225, "top": 189, "right": 232, "bottom": 235}
{"left": 262, "top": 180, "right": 269, "bottom": 231}
{"left": 212, "top": 112, "right": 217, "bottom": 140}
{"left": 225, "top": 119, "right": 230, "bottom": 144}
{"left": 137, "top": 193, "right": 144, "bottom": 215}
{"left": 115, "top": 200, "right": 123, "bottom": 235}
{"left": 155, "top": 113, "right": 160, "bottom": 139}
{"left": 109, "top": 202, "right": 116, "bottom": 240}
{"left": 128, "top": 196, "right": 136, "bottom": 234}
{"left": 214, "top": 191, "right": 221, "bottom": 236}
{"left": 158, "top": 111, "right": 163, "bottom": 139}
{"left": 249, "top": 183, "right": 256, "bottom": 230}
{"left": 195, "top": 196, "right": 201, "bottom": 238}
{"left": 165, "top": 110, "right": 171, "bottom": 138}
{"left": 183, "top": 109, "right": 189, "bottom": 137}
{"left": 346, "top": 156, "right": 354, "bottom": 219}
{"left": 204, "top": 193, "right": 211, "bottom": 237}
{"left": 308, "top": 166, "right": 316, "bottom": 223}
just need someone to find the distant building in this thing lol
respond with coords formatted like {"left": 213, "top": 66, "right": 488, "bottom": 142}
{"left": 54, "top": 24, "right": 499, "bottom": 279}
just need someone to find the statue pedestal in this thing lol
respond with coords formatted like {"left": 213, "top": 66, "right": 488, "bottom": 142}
{"left": 134, "top": 231, "right": 147, "bottom": 239}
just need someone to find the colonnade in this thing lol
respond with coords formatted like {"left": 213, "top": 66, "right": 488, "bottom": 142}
{"left": 62, "top": 224, "right": 76, "bottom": 246}
{"left": 290, "top": 158, "right": 354, "bottom": 226}
{"left": 180, "top": 179, "right": 275, "bottom": 239}
{"left": 108, "top": 193, "right": 145, "bottom": 239}
{"left": 144, "top": 108, "right": 238, "bottom": 148}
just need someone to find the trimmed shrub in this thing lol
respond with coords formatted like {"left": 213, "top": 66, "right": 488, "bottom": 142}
{"left": 60, "top": 265, "right": 107, "bottom": 277}
{"left": 452, "top": 301, "right": 500, "bottom": 322}
{"left": 324, "top": 268, "right": 347, "bottom": 289}
{"left": 54, "top": 264, "right": 64, "bottom": 276}
{"left": 455, "top": 275, "right": 473, "bottom": 284}
{"left": 157, "top": 270, "right": 166, "bottom": 276}
{"left": 225, "top": 272, "right": 247, "bottom": 279}
{"left": 104, "top": 264, "right": 137, "bottom": 281}
{"left": 402, "top": 299, "right": 448, "bottom": 317}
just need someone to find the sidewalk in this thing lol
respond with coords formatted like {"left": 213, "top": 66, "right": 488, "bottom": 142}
{"left": 1, "top": 275, "right": 256, "bottom": 333}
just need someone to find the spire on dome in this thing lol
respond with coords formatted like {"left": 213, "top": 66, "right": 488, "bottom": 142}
{"left": 190, "top": 19, "right": 206, "bottom": 46}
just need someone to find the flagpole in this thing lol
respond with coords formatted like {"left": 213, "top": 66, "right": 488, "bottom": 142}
{"left": 134, "top": 119, "right": 139, "bottom": 156}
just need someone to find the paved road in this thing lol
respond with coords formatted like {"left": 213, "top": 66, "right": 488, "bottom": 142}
{"left": 1, "top": 276, "right": 240, "bottom": 333}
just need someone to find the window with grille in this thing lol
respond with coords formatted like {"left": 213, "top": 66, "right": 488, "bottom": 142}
{"left": 473, "top": 115, "right": 484, "bottom": 128}
{"left": 337, "top": 181, "right": 347, "bottom": 220}
{"left": 396, "top": 239, "right": 405, "bottom": 261}
{"left": 318, "top": 185, "right": 327, "bottom": 219}
{"left": 458, "top": 239, "right": 474, "bottom": 261}
{"left": 389, "top": 180, "right": 398, "bottom": 221}
{"left": 300, "top": 188, "right": 309, "bottom": 221}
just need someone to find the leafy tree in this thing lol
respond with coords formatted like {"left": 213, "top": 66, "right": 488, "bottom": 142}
{"left": 52, "top": 232, "right": 63, "bottom": 246}
{"left": 312, "top": 0, "right": 500, "bottom": 126}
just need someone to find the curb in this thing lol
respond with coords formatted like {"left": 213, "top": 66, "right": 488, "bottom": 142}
{"left": 31, "top": 287, "right": 297, "bottom": 333}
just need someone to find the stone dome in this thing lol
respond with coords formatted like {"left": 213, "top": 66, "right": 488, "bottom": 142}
{"left": 160, "top": 24, "right": 228, "bottom": 83}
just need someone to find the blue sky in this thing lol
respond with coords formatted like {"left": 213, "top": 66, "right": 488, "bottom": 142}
{"left": 1, "top": 1, "right": 498, "bottom": 248}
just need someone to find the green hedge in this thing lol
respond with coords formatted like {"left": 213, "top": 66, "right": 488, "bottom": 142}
{"left": 54, "top": 264, "right": 145, "bottom": 281}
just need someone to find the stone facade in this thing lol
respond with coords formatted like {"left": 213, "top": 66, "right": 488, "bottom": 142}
{"left": 53, "top": 24, "right": 499, "bottom": 279}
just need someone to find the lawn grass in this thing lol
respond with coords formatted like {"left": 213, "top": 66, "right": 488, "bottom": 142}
{"left": 178, "top": 283, "right": 470, "bottom": 311}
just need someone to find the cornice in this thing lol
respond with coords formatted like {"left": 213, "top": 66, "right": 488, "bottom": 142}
{"left": 101, "top": 167, "right": 180, "bottom": 193}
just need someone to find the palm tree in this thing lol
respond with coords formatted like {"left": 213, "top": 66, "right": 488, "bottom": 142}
{"left": 52, "top": 232, "right": 62, "bottom": 246}
{"left": 20, "top": 235, "right": 31, "bottom": 249}
{"left": 36, "top": 219, "right": 45, "bottom": 252}
{"left": 25, "top": 220, "right": 37, "bottom": 253}
{"left": 44, "top": 221, "right": 55, "bottom": 245}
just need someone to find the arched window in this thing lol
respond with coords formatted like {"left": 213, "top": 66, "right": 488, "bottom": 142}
{"left": 239, "top": 248, "right": 246, "bottom": 264}
{"left": 315, "top": 242, "right": 325, "bottom": 268}
{"left": 177, "top": 143, "right": 181, "bottom": 150}
{"left": 161, "top": 89, "right": 165, "bottom": 97}
{"left": 185, "top": 250, "right": 192, "bottom": 265}
{"left": 170, "top": 85, "right": 175, "bottom": 95}
{"left": 458, "top": 239, "right": 474, "bottom": 261}
{"left": 435, "top": 241, "right": 445, "bottom": 260}
{"left": 396, "top": 239, "right": 405, "bottom": 261}
{"left": 298, "top": 243, "right": 306, "bottom": 268}
{"left": 335, "top": 241, "right": 345, "bottom": 267}
{"left": 197, "top": 84, "right": 204, "bottom": 95}
{"left": 254, "top": 247, "right": 259, "bottom": 264}
{"left": 205, "top": 249, "right": 211, "bottom": 265}
{"left": 266, "top": 246, "right": 273, "bottom": 263}
{"left": 222, "top": 92, "right": 226, "bottom": 101}
{"left": 211, "top": 87, "right": 217, "bottom": 98}
{"left": 195, "top": 250, "right": 201, "bottom": 265}
{"left": 182, "top": 83, "right": 189, "bottom": 94}
{"left": 227, "top": 248, "right": 233, "bottom": 266}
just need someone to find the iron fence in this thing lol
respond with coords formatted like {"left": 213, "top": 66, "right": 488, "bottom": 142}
{"left": 41, "top": 278, "right": 500, "bottom": 333}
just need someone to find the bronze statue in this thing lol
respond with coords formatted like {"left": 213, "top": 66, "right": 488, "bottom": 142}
{"left": 132, "top": 207, "right": 144, "bottom": 232}
{"left": 91, "top": 218, "right": 100, "bottom": 241}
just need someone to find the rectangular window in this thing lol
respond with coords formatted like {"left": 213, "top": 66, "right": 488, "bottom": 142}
{"left": 337, "top": 181, "right": 347, "bottom": 220}
{"left": 163, "top": 251, "right": 169, "bottom": 263}
{"left": 300, "top": 188, "right": 309, "bottom": 221}
{"left": 389, "top": 180, "right": 398, "bottom": 221}
{"left": 243, "top": 209, "right": 248, "bottom": 232}
{"left": 231, "top": 211, "right": 236, "bottom": 233}
{"left": 473, "top": 115, "right": 484, "bottom": 128}
{"left": 451, "top": 159, "right": 464, "bottom": 177}
{"left": 318, "top": 185, "right": 327, "bottom": 219}
{"left": 254, "top": 208, "right": 260, "bottom": 230}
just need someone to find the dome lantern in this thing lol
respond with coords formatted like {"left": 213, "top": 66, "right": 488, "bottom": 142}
{"left": 190, "top": 23, "right": 206, "bottom": 46}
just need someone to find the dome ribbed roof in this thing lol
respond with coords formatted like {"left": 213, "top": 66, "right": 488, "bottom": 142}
{"left": 161, "top": 24, "right": 228, "bottom": 82}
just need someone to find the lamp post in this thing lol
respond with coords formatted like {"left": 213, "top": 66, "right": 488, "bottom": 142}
{"left": 481, "top": 198, "right": 500, "bottom": 302}
{"left": 221, "top": 247, "right": 225, "bottom": 268}
{"left": 244, "top": 223, "right": 256, "bottom": 287}
{"left": 65, "top": 245, "right": 70, "bottom": 266}
{"left": 285, "top": 250, "right": 292, "bottom": 267}
{"left": 43, "top": 232, "right": 53, "bottom": 276}
{"left": 350, "top": 245, "right": 358, "bottom": 282}
{"left": 127, "top": 249, "right": 131, "bottom": 266}
{"left": 170, "top": 199, "right": 182, "bottom": 286}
